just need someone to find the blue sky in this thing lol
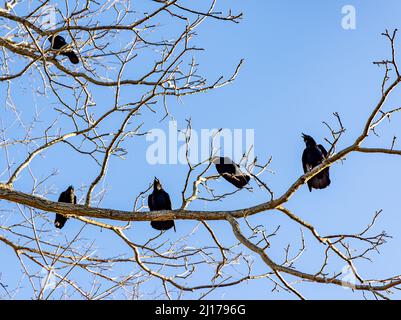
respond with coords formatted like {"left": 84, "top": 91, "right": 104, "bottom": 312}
{"left": 2, "top": 1, "right": 401, "bottom": 299}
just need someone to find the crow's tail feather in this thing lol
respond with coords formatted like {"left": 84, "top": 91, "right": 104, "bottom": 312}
{"left": 63, "top": 51, "right": 79, "bottom": 64}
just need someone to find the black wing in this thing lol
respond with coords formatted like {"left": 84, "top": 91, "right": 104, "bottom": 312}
{"left": 163, "top": 192, "right": 175, "bottom": 231}
{"left": 302, "top": 149, "right": 311, "bottom": 173}
{"left": 163, "top": 191, "right": 172, "bottom": 210}
{"left": 302, "top": 149, "right": 313, "bottom": 192}
{"left": 74, "top": 195, "right": 77, "bottom": 204}
{"left": 318, "top": 144, "right": 328, "bottom": 158}
{"left": 148, "top": 194, "right": 154, "bottom": 211}
{"left": 63, "top": 51, "right": 79, "bottom": 64}
{"left": 149, "top": 191, "right": 175, "bottom": 232}
{"left": 58, "top": 191, "right": 66, "bottom": 202}
{"left": 55, "top": 190, "right": 69, "bottom": 229}
{"left": 216, "top": 163, "right": 236, "bottom": 176}
{"left": 50, "top": 35, "right": 67, "bottom": 50}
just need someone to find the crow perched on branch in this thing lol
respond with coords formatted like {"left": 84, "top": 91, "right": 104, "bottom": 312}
{"left": 55, "top": 185, "right": 77, "bottom": 229}
{"left": 148, "top": 178, "right": 176, "bottom": 232}
{"left": 301, "top": 134, "right": 331, "bottom": 192}
{"left": 212, "top": 156, "right": 250, "bottom": 188}
{"left": 48, "top": 35, "right": 79, "bottom": 64}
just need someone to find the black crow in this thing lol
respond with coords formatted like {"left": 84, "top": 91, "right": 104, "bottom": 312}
{"left": 301, "top": 134, "right": 331, "bottom": 192}
{"left": 212, "top": 156, "right": 251, "bottom": 188}
{"left": 148, "top": 178, "right": 176, "bottom": 232}
{"left": 55, "top": 185, "right": 77, "bottom": 229}
{"left": 48, "top": 35, "right": 79, "bottom": 64}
